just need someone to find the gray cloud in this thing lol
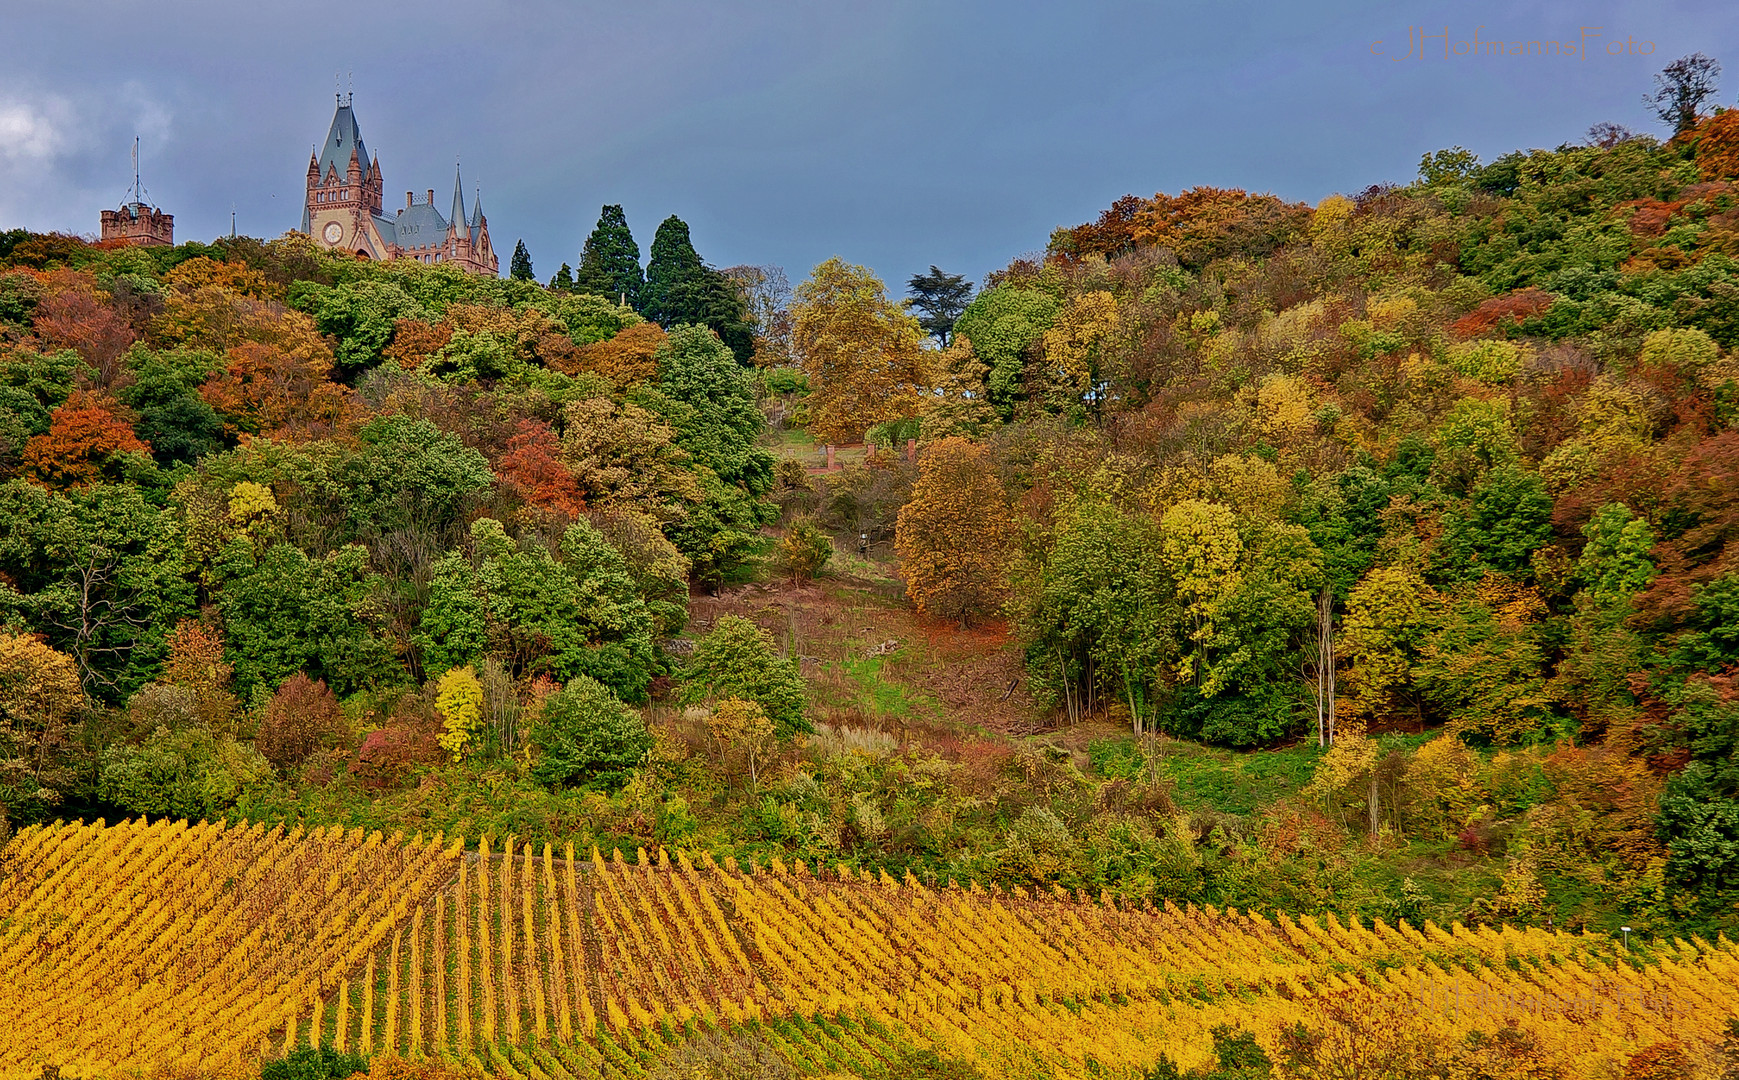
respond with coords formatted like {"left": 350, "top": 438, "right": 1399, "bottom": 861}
{"left": 2, "top": 0, "right": 1735, "bottom": 290}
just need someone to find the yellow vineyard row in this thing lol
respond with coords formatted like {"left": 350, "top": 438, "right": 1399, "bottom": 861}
{"left": 3, "top": 821, "right": 1735, "bottom": 1079}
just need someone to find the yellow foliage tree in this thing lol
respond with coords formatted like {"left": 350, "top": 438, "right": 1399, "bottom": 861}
{"left": 435, "top": 666, "right": 485, "bottom": 762}
{"left": 894, "top": 437, "right": 1012, "bottom": 626}
{"left": 1038, "top": 290, "right": 1118, "bottom": 416}
{"left": 0, "top": 633, "right": 85, "bottom": 809}
{"left": 707, "top": 697, "right": 776, "bottom": 786}
{"left": 791, "top": 257, "right": 931, "bottom": 444}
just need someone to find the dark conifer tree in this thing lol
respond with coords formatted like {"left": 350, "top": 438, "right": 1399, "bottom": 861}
{"left": 550, "top": 262, "right": 575, "bottom": 291}
{"left": 510, "top": 240, "right": 534, "bottom": 281}
{"left": 907, "top": 266, "right": 974, "bottom": 346}
{"left": 642, "top": 215, "right": 755, "bottom": 364}
{"left": 574, "top": 205, "right": 644, "bottom": 309}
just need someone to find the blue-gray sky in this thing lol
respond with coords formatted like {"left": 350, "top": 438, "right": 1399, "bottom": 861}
{"left": 1, "top": 1, "right": 1735, "bottom": 290}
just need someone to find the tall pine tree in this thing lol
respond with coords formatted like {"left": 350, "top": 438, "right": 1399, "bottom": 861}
{"left": 550, "top": 262, "right": 574, "bottom": 291}
{"left": 641, "top": 215, "right": 754, "bottom": 364}
{"left": 574, "top": 205, "right": 644, "bottom": 309}
{"left": 510, "top": 240, "right": 534, "bottom": 281}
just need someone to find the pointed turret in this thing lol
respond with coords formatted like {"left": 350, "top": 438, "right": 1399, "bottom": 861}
{"left": 449, "top": 164, "right": 467, "bottom": 236}
{"left": 317, "top": 96, "right": 371, "bottom": 181}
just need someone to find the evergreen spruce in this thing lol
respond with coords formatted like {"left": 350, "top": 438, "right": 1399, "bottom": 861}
{"left": 550, "top": 262, "right": 575, "bottom": 291}
{"left": 574, "top": 205, "right": 644, "bottom": 309}
{"left": 641, "top": 215, "right": 755, "bottom": 364}
{"left": 509, "top": 240, "right": 534, "bottom": 281}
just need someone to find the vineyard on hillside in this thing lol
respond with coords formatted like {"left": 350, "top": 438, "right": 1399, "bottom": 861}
{"left": 3, "top": 820, "right": 1737, "bottom": 1079}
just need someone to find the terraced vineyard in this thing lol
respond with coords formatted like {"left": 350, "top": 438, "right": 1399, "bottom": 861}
{"left": 4, "top": 819, "right": 1736, "bottom": 1078}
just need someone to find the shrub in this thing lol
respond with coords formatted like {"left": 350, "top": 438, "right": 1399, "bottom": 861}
{"left": 683, "top": 615, "right": 809, "bottom": 736}
{"left": 260, "top": 1046, "right": 368, "bottom": 1080}
{"left": 776, "top": 519, "right": 832, "bottom": 584}
{"left": 255, "top": 673, "right": 346, "bottom": 774}
{"left": 433, "top": 665, "right": 485, "bottom": 762}
{"left": 528, "top": 674, "right": 653, "bottom": 791}
{"left": 99, "top": 727, "right": 272, "bottom": 820}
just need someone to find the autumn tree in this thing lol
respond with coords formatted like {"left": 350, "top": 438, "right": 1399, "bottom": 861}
{"left": 434, "top": 665, "right": 486, "bottom": 762}
{"left": 0, "top": 632, "right": 85, "bottom": 822}
{"left": 31, "top": 272, "right": 135, "bottom": 385}
{"left": 707, "top": 697, "right": 775, "bottom": 786}
{"left": 894, "top": 437, "right": 1011, "bottom": 626}
{"left": 21, "top": 390, "right": 152, "bottom": 487}
{"left": 161, "top": 620, "right": 238, "bottom": 735}
{"left": 255, "top": 672, "right": 345, "bottom": 774}
{"left": 571, "top": 320, "right": 666, "bottom": 386}
{"left": 496, "top": 418, "right": 585, "bottom": 520}
{"left": 791, "top": 257, "right": 932, "bottom": 444}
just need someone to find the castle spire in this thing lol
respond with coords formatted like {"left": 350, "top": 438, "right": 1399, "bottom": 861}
{"left": 449, "top": 161, "right": 467, "bottom": 233}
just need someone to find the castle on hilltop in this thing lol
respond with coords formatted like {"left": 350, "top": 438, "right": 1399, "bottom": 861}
{"left": 100, "top": 138, "right": 174, "bottom": 247}
{"left": 300, "top": 94, "right": 497, "bottom": 275}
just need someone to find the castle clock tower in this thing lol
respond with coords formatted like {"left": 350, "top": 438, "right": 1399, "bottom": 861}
{"left": 302, "top": 93, "right": 392, "bottom": 259}
{"left": 300, "top": 93, "right": 498, "bottom": 275}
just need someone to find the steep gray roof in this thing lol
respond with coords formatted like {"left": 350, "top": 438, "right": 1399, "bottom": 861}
{"left": 393, "top": 201, "right": 449, "bottom": 246}
{"left": 469, "top": 189, "right": 485, "bottom": 241}
{"left": 317, "top": 100, "right": 371, "bottom": 180}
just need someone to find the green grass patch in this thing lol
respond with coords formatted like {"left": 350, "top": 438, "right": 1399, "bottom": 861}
{"left": 1152, "top": 739, "right": 1323, "bottom": 814}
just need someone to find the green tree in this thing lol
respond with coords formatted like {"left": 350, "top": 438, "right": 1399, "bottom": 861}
{"left": 509, "top": 239, "right": 534, "bottom": 281}
{"left": 574, "top": 204, "right": 644, "bottom": 309}
{"left": 424, "top": 518, "right": 660, "bottom": 702}
{"left": 1437, "top": 464, "right": 1553, "bottom": 582}
{"left": 950, "top": 285, "right": 1058, "bottom": 418}
{"left": 1019, "top": 498, "right": 1175, "bottom": 730}
{"left": 906, "top": 266, "right": 974, "bottom": 346}
{"left": 641, "top": 216, "right": 754, "bottom": 363}
{"left": 683, "top": 615, "right": 809, "bottom": 737}
{"left": 0, "top": 480, "right": 194, "bottom": 702}
{"left": 294, "top": 278, "right": 428, "bottom": 378}
{"left": 528, "top": 674, "right": 652, "bottom": 790}
{"left": 213, "top": 540, "right": 401, "bottom": 700}
{"left": 116, "top": 348, "right": 224, "bottom": 466}
{"left": 549, "top": 262, "right": 575, "bottom": 291}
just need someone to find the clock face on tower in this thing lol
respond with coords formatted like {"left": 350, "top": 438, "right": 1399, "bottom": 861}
{"left": 323, "top": 222, "right": 343, "bottom": 244}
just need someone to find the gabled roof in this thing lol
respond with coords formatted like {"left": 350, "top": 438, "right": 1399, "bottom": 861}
{"left": 317, "top": 99, "right": 371, "bottom": 180}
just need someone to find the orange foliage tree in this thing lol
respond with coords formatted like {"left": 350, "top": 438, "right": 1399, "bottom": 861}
{"left": 162, "top": 620, "right": 239, "bottom": 734}
{"left": 1049, "top": 187, "right": 1311, "bottom": 268}
{"left": 382, "top": 319, "right": 454, "bottom": 368}
{"left": 894, "top": 437, "right": 1012, "bottom": 626}
{"left": 1692, "top": 109, "right": 1739, "bottom": 181}
{"left": 198, "top": 308, "right": 354, "bottom": 440}
{"left": 496, "top": 418, "right": 585, "bottom": 519}
{"left": 22, "top": 390, "right": 150, "bottom": 487}
{"left": 31, "top": 270, "right": 135, "bottom": 383}
{"left": 791, "top": 257, "right": 930, "bottom": 444}
{"left": 569, "top": 320, "right": 666, "bottom": 386}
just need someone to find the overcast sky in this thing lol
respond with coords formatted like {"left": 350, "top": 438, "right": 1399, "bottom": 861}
{"left": 1, "top": 1, "right": 1735, "bottom": 291}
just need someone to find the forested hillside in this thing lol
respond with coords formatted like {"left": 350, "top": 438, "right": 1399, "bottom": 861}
{"left": 3, "top": 103, "right": 1739, "bottom": 955}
